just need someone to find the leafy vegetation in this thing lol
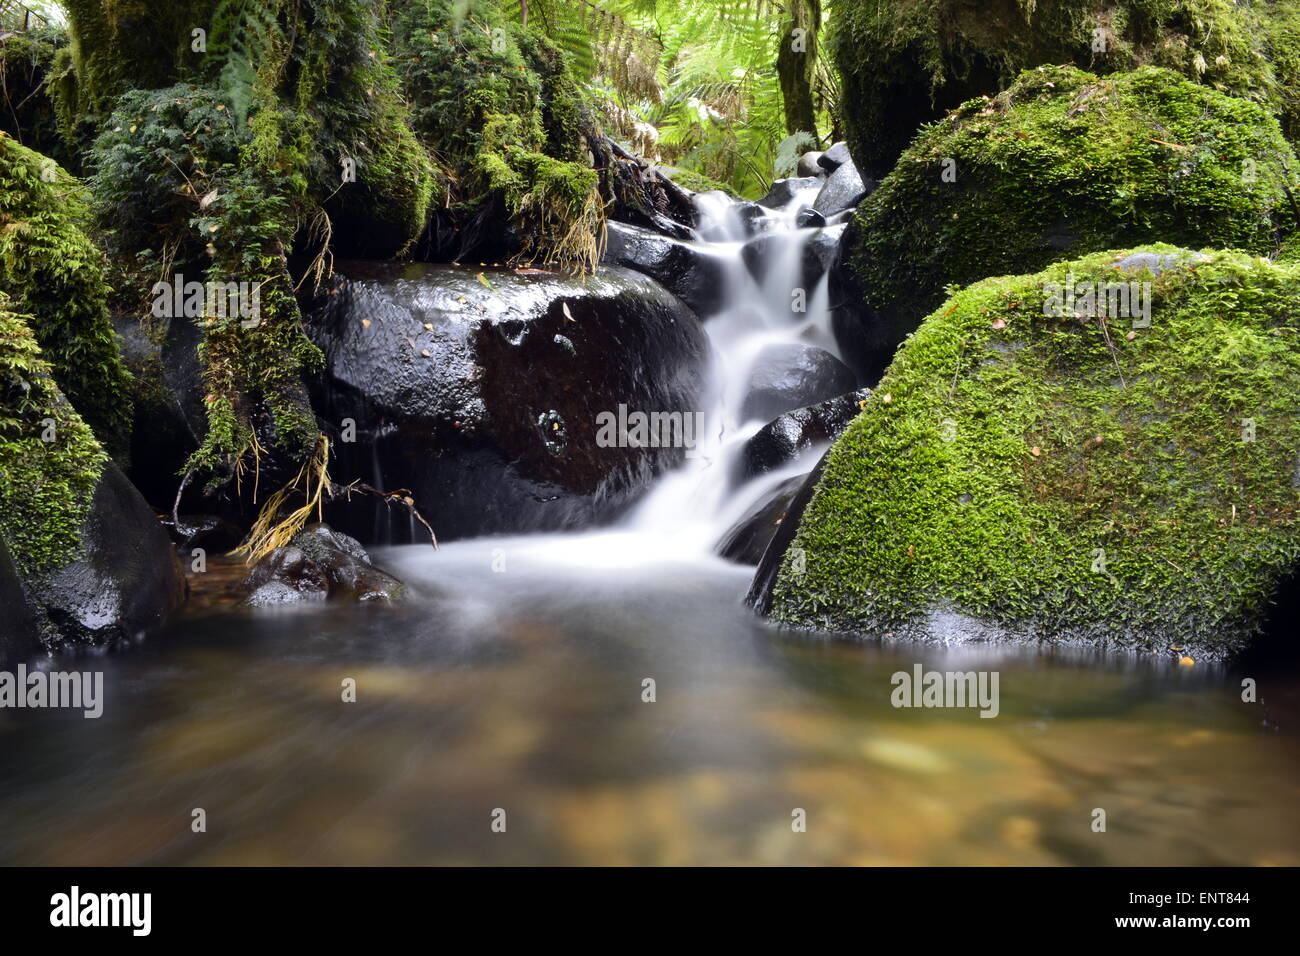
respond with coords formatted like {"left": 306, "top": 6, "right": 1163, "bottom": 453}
{"left": 0, "top": 133, "right": 131, "bottom": 456}
{"left": 0, "top": 291, "right": 106, "bottom": 575}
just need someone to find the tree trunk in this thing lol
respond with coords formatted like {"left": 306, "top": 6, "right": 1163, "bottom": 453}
{"left": 777, "top": 0, "right": 820, "bottom": 138}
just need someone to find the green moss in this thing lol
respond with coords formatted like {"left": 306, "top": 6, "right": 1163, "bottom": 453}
{"left": 0, "top": 26, "right": 74, "bottom": 164}
{"left": 0, "top": 135, "right": 132, "bottom": 457}
{"left": 851, "top": 66, "right": 1300, "bottom": 335}
{"left": 0, "top": 295, "right": 107, "bottom": 575}
{"left": 834, "top": 0, "right": 1300, "bottom": 176}
{"left": 393, "top": 0, "right": 603, "bottom": 272}
{"left": 769, "top": 246, "right": 1300, "bottom": 657}
{"left": 663, "top": 169, "right": 737, "bottom": 196}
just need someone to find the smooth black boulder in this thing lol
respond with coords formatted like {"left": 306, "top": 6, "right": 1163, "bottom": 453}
{"left": 715, "top": 475, "right": 805, "bottom": 565}
{"left": 758, "top": 177, "right": 821, "bottom": 209}
{"left": 740, "top": 344, "right": 857, "bottom": 424}
{"left": 603, "top": 221, "right": 730, "bottom": 317}
{"left": 311, "top": 262, "right": 709, "bottom": 542}
{"left": 795, "top": 207, "right": 827, "bottom": 229}
{"left": 735, "top": 387, "right": 871, "bottom": 484}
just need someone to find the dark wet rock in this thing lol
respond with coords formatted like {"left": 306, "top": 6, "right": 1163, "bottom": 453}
{"left": 311, "top": 262, "right": 709, "bottom": 543}
{"left": 741, "top": 344, "right": 857, "bottom": 423}
{"left": 161, "top": 514, "right": 245, "bottom": 554}
{"left": 603, "top": 221, "right": 730, "bottom": 316}
{"left": 735, "top": 387, "right": 871, "bottom": 484}
{"left": 827, "top": 217, "right": 895, "bottom": 385}
{"left": 797, "top": 152, "right": 825, "bottom": 177}
{"left": 812, "top": 158, "right": 875, "bottom": 217}
{"left": 0, "top": 538, "right": 41, "bottom": 665}
{"left": 817, "top": 141, "right": 852, "bottom": 172}
{"left": 758, "top": 177, "right": 821, "bottom": 209}
{"left": 21, "top": 463, "right": 186, "bottom": 651}
{"left": 746, "top": 451, "right": 830, "bottom": 614}
{"left": 242, "top": 523, "right": 403, "bottom": 606}
{"left": 111, "top": 313, "right": 202, "bottom": 508}
{"left": 715, "top": 475, "right": 805, "bottom": 565}
{"left": 795, "top": 207, "right": 827, "bottom": 229}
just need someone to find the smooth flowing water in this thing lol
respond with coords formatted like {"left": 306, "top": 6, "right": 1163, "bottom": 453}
{"left": 2, "top": 193, "right": 1298, "bottom": 866}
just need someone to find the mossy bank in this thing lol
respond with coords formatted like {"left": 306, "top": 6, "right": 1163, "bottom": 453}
{"left": 759, "top": 247, "right": 1300, "bottom": 659}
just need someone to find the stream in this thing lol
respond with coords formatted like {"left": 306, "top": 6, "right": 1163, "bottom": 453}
{"left": 1, "top": 189, "right": 1298, "bottom": 866}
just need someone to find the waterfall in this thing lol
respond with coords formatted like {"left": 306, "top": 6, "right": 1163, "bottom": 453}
{"left": 624, "top": 184, "right": 844, "bottom": 554}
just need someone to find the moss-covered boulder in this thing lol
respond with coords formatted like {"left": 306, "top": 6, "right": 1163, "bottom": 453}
{"left": 835, "top": 0, "right": 1300, "bottom": 176}
{"left": 0, "top": 296, "right": 183, "bottom": 660}
{"left": 848, "top": 65, "right": 1300, "bottom": 364}
{"left": 755, "top": 247, "right": 1300, "bottom": 659}
{"left": 0, "top": 134, "right": 132, "bottom": 456}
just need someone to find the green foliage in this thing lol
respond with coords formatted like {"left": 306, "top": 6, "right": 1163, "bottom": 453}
{"left": 851, "top": 66, "right": 1300, "bottom": 329}
{"left": 0, "top": 134, "right": 132, "bottom": 456}
{"left": 0, "top": 293, "right": 107, "bottom": 575}
{"left": 88, "top": 86, "right": 321, "bottom": 489}
{"left": 394, "top": 0, "right": 603, "bottom": 271}
{"left": 0, "top": 25, "right": 72, "bottom": 162}
{"left": 833, "top": 0, "right": 1300, "bottom": 176}
{"left": 770, "top": 246, "right": 1300, "bottom": 657}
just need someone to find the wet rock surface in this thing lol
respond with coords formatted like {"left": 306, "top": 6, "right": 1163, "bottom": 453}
{"left": 812, "top": 157, "right": 874, "bottom": 217}
{"left": 735, "top": 387, "right": 872, "bottom": 484}
{"left": 242, "top": 523, "right": 404, "bottom": 606}
{"left": 311, "top": 262, "right": 709, "bottom": 543}
{"left": 817, "top": 141, "right": 851, "bottom": 172}
{"left": 741, "top": 343, "right": 857, "bottom": 424}
{"left": 603, "top": 221, "right": 731, "bottom": 316}
{"left": 20, "top": 463, "right": 186, "bottom": 654}
{"left": 715, "top": 475, "right": 805, "bottom": 565}
{"left": 758, "top": 177, "right": 821, "bottom": 209}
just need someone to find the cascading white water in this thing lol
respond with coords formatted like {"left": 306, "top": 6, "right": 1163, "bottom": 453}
{"left": 623, "top": 185, "right": 843, "bottom": 554}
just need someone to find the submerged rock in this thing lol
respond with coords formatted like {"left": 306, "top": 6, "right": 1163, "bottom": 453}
{"left": 741, "top": 344, "right": 857, "bottom": 424}
{"left": 242, "top": 524, "right": 403, "bottom": 606}
{"left": 753, "top": 247, "right": 1300, "bottom": 659}
{"left": 311, "top": 262, "right": 708, "bottom": 542}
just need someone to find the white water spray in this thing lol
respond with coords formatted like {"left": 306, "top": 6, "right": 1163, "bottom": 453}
{"left": 623, "top": 185, "right": 844, "bottom": 555}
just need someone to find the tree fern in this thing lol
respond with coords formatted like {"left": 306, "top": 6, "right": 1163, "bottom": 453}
{"left": 209, "top": 0, "right": 287, "bottom": 127}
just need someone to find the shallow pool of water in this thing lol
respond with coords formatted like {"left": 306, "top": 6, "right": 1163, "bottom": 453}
{"left": 1, "top": 533, "right": 1297, "bottom": 865}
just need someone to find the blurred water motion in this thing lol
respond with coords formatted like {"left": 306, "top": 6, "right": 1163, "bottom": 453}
{"left": 0, "top": 534, "right": 1296, "bottom": 866}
